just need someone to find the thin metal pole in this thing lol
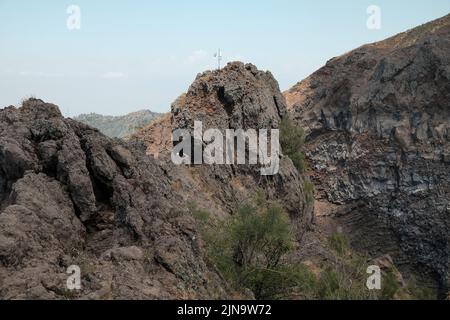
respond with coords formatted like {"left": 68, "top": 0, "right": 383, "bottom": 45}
{"left": 215, "top": 49, "right": 222, "bottom": 70}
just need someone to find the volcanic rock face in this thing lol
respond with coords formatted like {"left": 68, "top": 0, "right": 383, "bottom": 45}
{"left": 0, "top": 99, "right": 229, "bottom": 299}
{"left": 285, "top": 14, "right": 450, "bottom": 292}
{"left": 130, "top": 112, "right": 173, "bottom": 158}
{"left": 172, "top": 62, "right": 287, "bottom": 132}
{"left": 0, "top": 63, "right": 313, "bottom": 299}
{"left": 138, "top": 62, "right": 314, "bottom": 231}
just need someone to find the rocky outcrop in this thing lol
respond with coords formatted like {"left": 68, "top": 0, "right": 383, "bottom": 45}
{"left": 285, "top": 14, "right": 450, "bottom": 294}
{"left": 137, "top": 62, "right": 314, "bottom": 233}
{"left": 172, "top": 63, "right": 287, "bottom": 132}
{"left": 129, "top": 113, "right": 173, "bottom": 158}
{"left": 74, "top": 110, "right": 162, "bottom": 139}
{"left": 0, "top": 99, "right": 229, "bottom": 299}
{"left": 0, "top": 63, "right": 313, "bottom": 299}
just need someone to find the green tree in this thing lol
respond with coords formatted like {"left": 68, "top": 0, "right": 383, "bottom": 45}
{"left": 204, "top": 194, "right": 312, "bottom": 299}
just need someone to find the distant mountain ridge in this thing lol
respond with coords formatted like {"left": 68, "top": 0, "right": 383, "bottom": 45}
{"left": 74, "top": 110, "right": 162, "bottom": 138}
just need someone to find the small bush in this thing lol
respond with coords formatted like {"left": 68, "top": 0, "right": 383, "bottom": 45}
{"left": 381, "top": 269, "right": 400, "bottom": 300}
{"left": 189, "top": 203, "right": 210, "bottom": 224}
{"left": 328, "top": 233, "right": 349, "bottom": 257}
{"left": 280, "top": 117, "right": 307, "bottom": 173}
{"left": 317, "top": 234, "right": 380, "bottom": 300}
{"left": 318, "top": 268, "right": 341, "bottom": 299}
{"left": 304, "top": 180, "right": 315, "bottom": 204}
{"left": 204, "top": 194, "right": 313, "bottom": 299}
{"left": 406, "top": 276, "right": 436, "bottom": 300}
{"left": 317, "top": 267, "right": 376, "bottom": 300}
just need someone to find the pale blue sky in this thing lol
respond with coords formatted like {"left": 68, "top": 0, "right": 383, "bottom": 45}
{"left": 0, "top": 0, "right": 449, "bottom": 116}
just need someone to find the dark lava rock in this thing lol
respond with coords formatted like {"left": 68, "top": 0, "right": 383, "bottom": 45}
{"left": 136, "top": 62, "right": 314, "bottom": 235}
{"left": 0, "top": 63, "right": 313, "bottom": 299}
{"left": 0, "top": 99, "right": 229, "bottom": 299}
{"left": 285, "top": 14, "right": 450, "bottom": 294}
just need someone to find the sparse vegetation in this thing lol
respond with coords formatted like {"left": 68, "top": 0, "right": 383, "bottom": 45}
{"left": 322, "top": 233, "right": 436, "bottom": 300}
{"left": 308, "top": 234, "right": 375, "bottom": 299}
{"left": 188, "top": 202, "right": 210, "bottom": 225}
{"left": 279, "top": 117, "right": 315, "bottom": 204}
{"left": 192, "top": 202, "right": 437, "bottom": 300}
{"left": 328, "top": 233, "right": 350, "bottom": 257}
{"left": 406, "top": 277, "right": 436, "bottom": 300}
{"left": 317, "top": 267, "right": 376, "bottom": 300}
{"left": 303, "top": 180, "right": 315, "bottom": 204}
{"left": 381, "top": 268, "right": 401, "bottom": 300}
{"left": 280, "top": 117, "right": 306, "bottom": 173}
{"left": 198, "top": 193, "right": 314, "bottom": 299}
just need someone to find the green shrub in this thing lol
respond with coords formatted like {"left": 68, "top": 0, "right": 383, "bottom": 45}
{"left": 406, "top": 277, "right": 436, "bottom": 300}
{"left": 381, "top": 269, "right": 400, "bottom": 300}
{"left": 243, "top": 264, "right": 319, "bottom": 300}
{"left": 328, "top": 233, "right": 349, "bottom": 257}
{"left": 318, "top": 234, "right": 380, "bottom": 300}
{"left": 317, "top": 267, "right": 376, "bottom": 300}
{"left": 196, "top": 198, "right": 436, "bottom": 300}
{"left": 189, "top": 203, "right": 210, "bottom": 224}
{"left": 280, "top": 117, "right": 307, "bottom": 173}
{"left": 304, "top": 180, "right": 315, "bottom": 204}
{"left": 204, "top": 194, "right": 313, "bottom": 299}
{"left": 318, "top": 268, "right": 342, "bottom": 299}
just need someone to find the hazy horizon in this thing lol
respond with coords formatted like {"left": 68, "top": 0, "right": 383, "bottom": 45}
{"left": 1, "top": 0, "right": 449, "bottom": 116}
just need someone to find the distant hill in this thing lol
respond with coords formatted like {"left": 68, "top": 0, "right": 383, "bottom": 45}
{"left": 74, "top": 110, "right": 162, "bottom": 138}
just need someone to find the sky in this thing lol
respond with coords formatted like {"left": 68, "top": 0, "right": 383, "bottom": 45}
{"left": 0, "top": 0, "right": 449, "bottom": 116}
